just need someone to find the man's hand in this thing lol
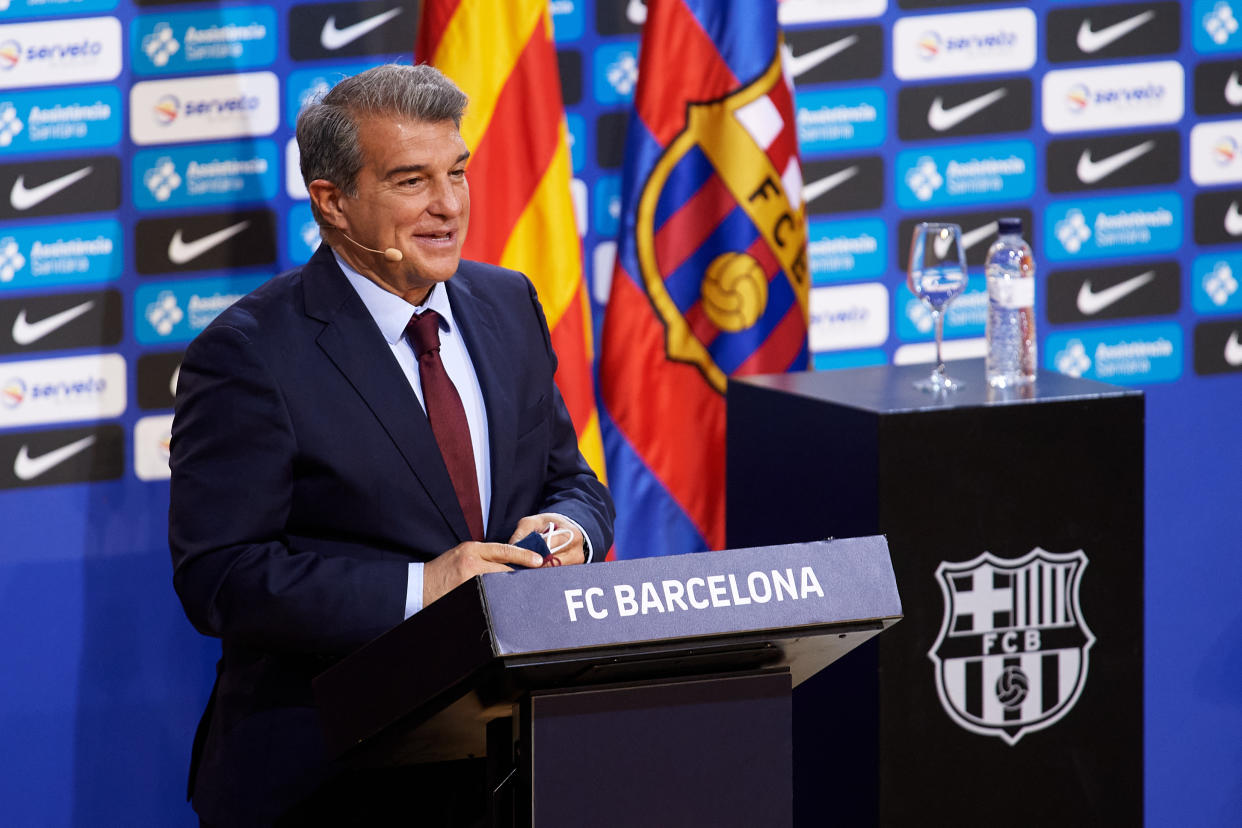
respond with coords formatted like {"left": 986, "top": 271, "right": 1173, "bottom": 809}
{"left": 422, "top": 541, "right": 545, "bottom": 607}
{"left": 509, "top": 514, "right": 586, "bottom": 567}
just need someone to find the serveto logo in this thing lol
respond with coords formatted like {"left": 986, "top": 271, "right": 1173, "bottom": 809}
{"left": 0, "top": 353, "right": 126, "bottom": 429}
{"left": 1194, "top": 0, "right": 1242, "bottom": 52}
{"left": 1045, "top": 194, "right": 1182, "bottom": 262}
{"left": 132, "top": 7, "right": 276, "bottom": 76}
{"left": 893, "top": 8, "right": 1035, "bottom": 80}
{"left": 134, "top": 274, "right": 265, "bottom": 344}
{"left": 0, "top": 17, "right": 121, "bottom": 89}
{"left": 134, "top": 140, "right": 278, "bottom": 210}
{"left": 807, "top": 218, "right": 885, "bottom": 285}
{"left": 130, "top": 71, "right": 278, "bottom": 146}
{"left": 795, "top": 87, "right": 885, "bottom": 153}
{"left": 1192, "top": 255, "right": 1242, "bottom": 313}
{"left": 1191, "top": 120, "right": 1242, "bottom": 185}
{"left": 896, "top": 140, "right": 1034, "bottom": 209}
{"left": 0, "top": 86, "right": 121, "bottom": 153}
{"left": 1043, "top": 61, "right": 1184, "bottom": 133}
{"left": 0, "top": 219, "right": 121, "bottom": 291}
{"left": 929, "top": 548, "right": 1095, "bottom": 746}
{"left": 808, "top": 282, "right": 888, "bottom": 351}
{"left": 1047, "top": 322, "right": 1182, "bottom": 383}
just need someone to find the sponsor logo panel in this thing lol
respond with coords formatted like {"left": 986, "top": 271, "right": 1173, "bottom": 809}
{"left": 0, "top": 219, "right": 122, "bottom": 291}
{"left": 1046, "top": 2, "right": 1180, "bottom": 63}
{"left": 808, "top": 217, "right": 886, "bottom": 285}
{"left": 130, "top": 71, "right": 279, "bottom": 146}
{"left": 0, "top": 424, "right": 124, "bottom": 489}
{"left": 0, "top": 85, "right": 121, "bottom": 154}
{"left": 1194, "top": 0, "right": 1242, "bottom": 53}
{"left": 1194, "top": 189, "right": 1242, "bottom": 246}
{"left": 808, "top": 282, "right": 889, "bottom": 351}
{"left": 557, "top": 49, "right": 582, "bottom": 106}
{"left": 1044, "top": 194, "right": 1182, "bottom": 263}
{"left": 136, "top": 350, "right": 183, "bottom": 410}
{"left": 1046, "top": 322, "right": 1182, "bottom": 384}
{"left": 1046, "top": 130, "right": 1180, "bottom": 192}
{"left": 591, "top": 41, "right": 639, "bottom": 105}
{"left": 1046, "top": 261, "right": 1180, "bottom": 324}
{"left": 784, "top": 25, "right": 884, "bottom": 86}
{"left": 896, "top": 140, "right": 1035, "bottom": 209}
{"left": 795, "top": 87, "right": 886, "bottom": 153}
{"left": 1192, "top": 255, "right": 1242, "bottom": 314}
{"left": 0, "top": 0, "right": 117, "bottom": 19}
{"left": 0, "top": 289, "right": 121, "bottom": 355}
{"left": 1193, "top": 59, "right": 1242, "bottom": 116}
{"left": 286, "top": 136, "right": 308, "bottom": 199}
{"left": 803, "top": 155, "right": 883, "bottom": 215}
{"left": 566, "top": 112, "right": 585, "bottom": 172}
{"left": 0, "top": 16, "right": 122, "bottom": 89}
{"left": 132, "top": 7, "right": 276, "bottom": 76}
{"left": 0, "top": 155, "right": 120, "bottom": 219}
{"left": 134, "top": 208, "right": 277, "bottom": 275}
{"left": 780, "top": 0, "right": 885, "bottom": 24}
{"left": 592, "top": 173, "right": 620, "bottom": 237}
{"left": 892, "top": 8, "right": 1036, "bottom": 81}
{"left": 0, "top": 353, "right": 125, "bottom": 429}
{"left": 1190, "top": 119, "right": 1242, "bottom": 186}
{"left": 288, "top": 0, "right": 416, "bottom": 61}
{"left": 898, "top": 78, "right": 1032, "bottom": 141}
{"left": 1042, "top": 61, "right": 1184, "bottom": 134}
{"left": 134, "top": 413, "right": 173, "bottom": 481}
{"left": 133, "top": 140, "right": 279, "bottom": 210}
{"left": 1193, "top": 318, "right": 1242, "bottom": 375}
{"left": 134, "top": 274, "right": 266, "bottom": 344}
{"left": 897, "top": 209, "right": 1034, "bottom": 270}
{"left": 549, "top": 0, "right": 583, "bottom": 42}
{"left": 286, "top": 61, "right": 379, "bottom": 126}
{"left": 593, "top": 0, "right": 643, "bottom": 34}
{"left": 897, "top": 274, "right": 986, "bottom": 341}
{"left": 286, "top": 202, "right": 321, "bottom": 266}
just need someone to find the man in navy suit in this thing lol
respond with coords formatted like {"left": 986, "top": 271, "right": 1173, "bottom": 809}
{"left": 169, "top": 64, "right": 614, "bottom": 826}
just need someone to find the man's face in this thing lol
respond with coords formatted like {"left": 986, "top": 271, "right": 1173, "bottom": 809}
{"left": 331, "top": 114, "right": 470, "bottom": 301}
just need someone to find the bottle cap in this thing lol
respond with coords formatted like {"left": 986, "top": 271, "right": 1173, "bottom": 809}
{"left": 998, "top": 216, "right": 1022, "bottom": 235}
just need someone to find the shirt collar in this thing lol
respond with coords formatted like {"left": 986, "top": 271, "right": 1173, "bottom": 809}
{"left": 334, "top": 250, "right": 456, "bottom": 345}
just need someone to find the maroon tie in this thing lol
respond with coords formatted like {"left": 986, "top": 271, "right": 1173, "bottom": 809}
{"left": 406, "top": 310, "right": 485, "bottom": 541}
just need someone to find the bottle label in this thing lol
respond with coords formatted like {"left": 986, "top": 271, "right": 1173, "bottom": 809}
{"left": 989, "top": 277, "right": 1035, "bottom": 309}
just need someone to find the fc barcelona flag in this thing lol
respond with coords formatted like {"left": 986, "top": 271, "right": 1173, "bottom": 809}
{"left": 417, "top": 0, "right": 606, "bottom": 479}
{"left": 600, "top": 0, "right": 810, "bottom": 558}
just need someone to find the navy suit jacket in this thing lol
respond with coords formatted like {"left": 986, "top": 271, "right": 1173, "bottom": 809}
{"left": 169, "top": 245, "right": 614, "bottom": 824}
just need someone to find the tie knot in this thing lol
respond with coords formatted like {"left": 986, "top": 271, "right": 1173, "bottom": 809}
{"left": 407, "top": 310, "right": 442, "bottom": 358}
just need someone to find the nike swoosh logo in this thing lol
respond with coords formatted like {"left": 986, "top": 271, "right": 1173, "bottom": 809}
{"left": 1076, "top": 140, "right": 1155, "bottom": 184}
{"left": 14, "top": 435, "right": 96, "bottom": 481}
{"left": 320, "top": 8, "right": 402, "bottom": 50}
{"left": 11, "top": 300, "right": 96, "bottom": 346}
{"left": 1226, "top": 72, "right": 1242, "bottom": 107}
{"left": 1076, "top": 10, "right": 1156, "bottom": 53}
{"left": 10, "top": 166, "right": 93, "bottom": 211}
{"left": 168, "top": 221, "right": 251, "bottom": 265}
{"left": 927, "top": 88, "right": 1008, "bottom": 132}
{"left": 803, "top": 166, "right": 859, "bottom": 203}
{"left": 1076, "top": 270, "right": 1155, "bottom": 315}
{"left": 786, "top": 35, "right": 859, "bottom": 80}
{"left": 1226, "top": 331, "right": 1242, "bottom": 366}
{"left": 1225, "top": 202, "right": 1242, "bottom": 236}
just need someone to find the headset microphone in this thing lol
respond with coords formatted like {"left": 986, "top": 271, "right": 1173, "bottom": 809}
{"left": 331, "top": 227, "right": 404, "bottom": 262}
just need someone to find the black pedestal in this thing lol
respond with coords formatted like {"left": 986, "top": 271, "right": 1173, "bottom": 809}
{"left": 727, "top": 360, "right": 1144, "bottom": 827}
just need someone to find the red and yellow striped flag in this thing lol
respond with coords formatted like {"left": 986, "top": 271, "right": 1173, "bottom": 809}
{"left": 417, "top": 1, "right": 605, "bottom": 480}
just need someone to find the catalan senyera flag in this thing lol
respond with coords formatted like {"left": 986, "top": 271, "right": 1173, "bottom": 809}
{"left": 417, "top": 1, "right": 605, "bottom": 480}
{"left": 600, "top": 0, "right": 810, "bottom": 559}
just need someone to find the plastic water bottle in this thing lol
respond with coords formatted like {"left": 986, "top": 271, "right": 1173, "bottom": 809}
{"left": 985, "top": 217, "right": 1036, "bottom": 387}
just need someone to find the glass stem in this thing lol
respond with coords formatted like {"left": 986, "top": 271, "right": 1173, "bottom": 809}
{"left": 933, "top": 309, "right": 946, "bottom": 379}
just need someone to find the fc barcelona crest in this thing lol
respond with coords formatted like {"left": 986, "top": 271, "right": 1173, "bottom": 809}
{"left": 928, "top": 548, "right": 1095, "bottom": 745}
{"left": 635, "top": 46, "right": 810, "bottom": 394}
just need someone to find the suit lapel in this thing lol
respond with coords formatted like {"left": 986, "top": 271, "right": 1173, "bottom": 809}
{"left": 302, "top": 246, "right": 472, "bottom": 543}
{"left": 447, "top": 268, "right": 516, "bottom": 541}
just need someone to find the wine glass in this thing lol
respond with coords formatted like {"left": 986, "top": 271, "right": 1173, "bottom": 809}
{"left": 907, "top": 222, "right": 969, "bottom": 393}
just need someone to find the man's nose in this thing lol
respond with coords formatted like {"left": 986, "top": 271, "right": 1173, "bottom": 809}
{"left": 428, "top": 176, "right": 465, "bottom": 216}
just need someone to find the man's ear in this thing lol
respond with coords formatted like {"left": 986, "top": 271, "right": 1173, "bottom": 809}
{"left": 308, "top": 179, "right": 345, "bottom": 229}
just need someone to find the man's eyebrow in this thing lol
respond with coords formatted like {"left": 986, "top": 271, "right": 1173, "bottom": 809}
{"left": 382, "top": 152, "right": 471, "bottom": 179}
